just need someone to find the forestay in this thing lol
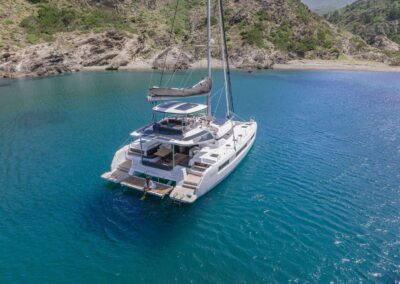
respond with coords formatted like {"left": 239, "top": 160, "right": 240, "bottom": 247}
{"left": 148, "top": 77, "right": 212, "bottom": 102}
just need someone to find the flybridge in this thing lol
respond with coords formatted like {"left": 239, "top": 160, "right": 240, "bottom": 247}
{"left": 152, "top": 102, "right": 208, "bottom": 115}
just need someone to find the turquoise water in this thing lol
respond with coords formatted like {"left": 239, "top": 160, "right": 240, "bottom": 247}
{"left": 0, "top": 70, "right": 399, "bottom": 283}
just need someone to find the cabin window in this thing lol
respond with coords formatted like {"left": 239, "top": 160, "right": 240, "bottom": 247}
{"left": 218, "top": 160, "right": 229, "bottom": 172}
{"left": 236, "top": 143, "right": 248, "bottom": 157}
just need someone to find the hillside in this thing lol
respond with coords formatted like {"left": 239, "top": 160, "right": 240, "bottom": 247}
{"left": 326, "top": 0, "right": 400, "bottom": 54}
{"left": 0, "top": 0, "right": 388, "bottom": 77}
{"left": 301, "top": 0, "right": 355, "bottom": 14}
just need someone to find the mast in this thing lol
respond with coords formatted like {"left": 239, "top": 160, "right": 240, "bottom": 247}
{"left": 206, "top": 0, "right": 212, "bottom": 116}
{"left": 217, "top": 0, "right": 234, "bottom": 118}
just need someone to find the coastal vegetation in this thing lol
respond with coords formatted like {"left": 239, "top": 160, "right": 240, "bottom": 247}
{"left": 19, "top": 3, "right": 130, "bottom": 43}
{"left": 326, "top": 0, "right": 400, "bottom": 52}
{"left": 2, "top": 0, "right": 372, "bottom": 56}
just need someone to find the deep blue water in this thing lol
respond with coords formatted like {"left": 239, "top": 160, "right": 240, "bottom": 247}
{"left": 0, "top": 70, "right": 399, "bottom": 283}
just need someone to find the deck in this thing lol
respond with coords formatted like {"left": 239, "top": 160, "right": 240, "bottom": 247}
{"left": 121, "top": 176, "right": 173, "bottom": 198}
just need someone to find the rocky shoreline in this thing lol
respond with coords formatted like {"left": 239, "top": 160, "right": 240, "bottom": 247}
{"left": 1, "top": 31, "right": 398, "bottom": 79}
{"left": 0, "top": 31, "right": 283, "bottom": 79}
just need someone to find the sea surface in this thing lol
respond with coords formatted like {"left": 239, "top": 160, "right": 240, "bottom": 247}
{"left": 0, "top": 70, "right": 399, "bottom": 283}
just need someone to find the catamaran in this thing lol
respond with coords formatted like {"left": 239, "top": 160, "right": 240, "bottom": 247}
{"left": 101, "top": 0, "right": 257, "bottom": 203}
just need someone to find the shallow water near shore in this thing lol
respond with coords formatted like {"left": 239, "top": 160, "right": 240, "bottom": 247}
{"left": 0, "top": 70, "right": 399, "bottom": 283}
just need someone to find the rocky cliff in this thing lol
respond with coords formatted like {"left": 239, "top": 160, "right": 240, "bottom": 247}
{"left": 0, "top": 0, "right": 389, "bottom": 78}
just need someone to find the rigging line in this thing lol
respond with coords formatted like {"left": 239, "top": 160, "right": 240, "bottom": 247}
{"left": 166, "top": 42, "right": 198, "bottom": 87}
{"left": 180, "top": 66, "right": 195, "bottom": 88}
{"left": 218, "top": 0, "right": 235, "bottom": 116}
{"left": 147, "top": 63, "right": 155, "bottom": 90}
{"left": 213, "top": 86, "right": 224, "bottom": 117}
{"left": 180, "top": 48, "right": 208, "bottom": 88}
{"left": 181, "top": 46, "right": 209, "bottom": 88}
{"left": 211, "top": 86, "right": 224, "bottom": 98}
{"left": 230, "top": 112, "right": 247, "bottom": 122}
{"left": 159, "top": 0, "right": 181, "bottom": 87}
{"left": 165, "top": 46, "right": 185, "bottom": 86}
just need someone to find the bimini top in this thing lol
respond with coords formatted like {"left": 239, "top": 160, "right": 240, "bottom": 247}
{"left": 148, "top": 78, "right": 212, "bottom": 102}
{"left": 152, "top": 101, "right": 207, "bottom": 115}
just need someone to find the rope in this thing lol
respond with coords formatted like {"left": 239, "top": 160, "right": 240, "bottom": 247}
{"left": 212, "top": 86, "right": 224, "bottom": 117}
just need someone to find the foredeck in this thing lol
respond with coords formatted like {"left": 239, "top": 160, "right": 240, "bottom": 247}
{"left": 121, "top": 176, "right": 174, "bottom": 198}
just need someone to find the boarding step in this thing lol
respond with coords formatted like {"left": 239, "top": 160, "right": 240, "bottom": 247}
{"left": 101, "top": 168, "right": 129, "bottom": 183}
{"left": 182, "top": 183, "right": 197, "bottom": 190}
{"left": 192, "top": 166, "right": 207, "bottom": 172}
{"left": 187, "top": 168, "right": 204, "bottom": 177}
{"left": 184, "top": 173, "right": 202, "bottom": 186}
{"left": 170, "top": 187, "right": 197, "bottom": 203}
{"left": 117, "top": 160, "right": 132, "bottom": 172}
{"left": 194, "top": 162, "right": 211, "bottom": 170}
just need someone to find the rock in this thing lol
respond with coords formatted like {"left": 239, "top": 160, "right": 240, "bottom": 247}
{"left": 152, "top": 48, "right": 192, "bottom": 70}
{"left": 230, "top": 45, "right": 276, "bottom": 69}
{"left": 105, "top": 30, "right": 124, "bottom": 41}
{"left": 84, "top": 53, "right": 119, "bottom": 66}
{"left": 370, "top": 35, "right": 400, "bottom": 52}
{"left": 0, "top": 31, "right": 148, "bottom": 78}
{"left": 105, "top": 65, "right": 119, "bottom": 71}
{"left": 1, "top": 52, "right": 12, "bottom": 59}
{"left": 389, "top": 58, "right": 400, "bottom": 66}
{"left": 229, "top": 10, "right": 249, "bottom": 25}
{"left": 0, "top": 43, "right": 81, "bottom": 78}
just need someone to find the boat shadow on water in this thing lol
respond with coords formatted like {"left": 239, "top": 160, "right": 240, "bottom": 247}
{"left": 81, "top": 182, "right": 201, "bottom": 248}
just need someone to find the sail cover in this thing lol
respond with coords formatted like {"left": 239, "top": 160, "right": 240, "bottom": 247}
{"left": 148, "top": 77, "right": 212, "bottom": 102}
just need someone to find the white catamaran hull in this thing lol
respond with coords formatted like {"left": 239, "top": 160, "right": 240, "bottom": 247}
{"left": 103, "top": 120, "right": 257, "bottom": 203}
{"left": 170, "top": 121, "right": 257, "bottom": 203}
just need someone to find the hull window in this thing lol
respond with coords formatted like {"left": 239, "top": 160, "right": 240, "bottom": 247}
{"left": 218, "top": 160, "right": 229, "bottom": 172}
{"left": 236, "top": 142, "right": 248, "bottom": 157}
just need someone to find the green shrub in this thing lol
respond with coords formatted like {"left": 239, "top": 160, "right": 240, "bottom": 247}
{"left": 20, "top": 3, "right": 129, "bottom": 41}
{"left": 27, "top": 33, "right": 40, "bottom": 44}
{"left": 167, "top": 0, "right": 190, "bottom": 37}
{"left": 269, "top": 24, "right": 295, "bottom": 51}
{"left": 26, "top": 0, "right": 47, "bottom": 3}
{"left": 241, "top": 24, "right": 264, "bottom": 48}
{"left": 350, "top": 36, "right": 367, "bottom": 50}
{"left": 317, "top": 29, "right": 333, "bottom": 49}
{"left": 296, "top": 36, "right": 318, "bottom": 53}
{"left": 256, "top": 10, "right": 269, "bottom": 22}
{"left": 202, "top": 16, "right": 217, "bottom": 27}
{"left": 20, "top": 4, "right": 77, "bottom": 35}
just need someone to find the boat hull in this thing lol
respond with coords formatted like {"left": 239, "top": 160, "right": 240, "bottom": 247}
{"left": 102, "top": 120, "right": 257, "bottom": 204}
{"left": 170, "top": 121, "right": 257, "bottom": 203}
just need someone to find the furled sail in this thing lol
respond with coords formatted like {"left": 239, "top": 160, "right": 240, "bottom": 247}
{"left": 148, "top": 77, "right": 212, "bottom": 102}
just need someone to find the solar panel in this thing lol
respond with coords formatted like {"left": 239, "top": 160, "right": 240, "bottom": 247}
{"left": 159, "top": 101, "right": 180, "bottom": 109}
{"left": 175, "top": 103, "right": 198, "bottom": 111}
